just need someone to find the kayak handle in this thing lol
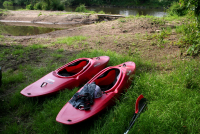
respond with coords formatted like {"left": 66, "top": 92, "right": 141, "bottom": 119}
{"left": 96, "top": 57, "right": 100, "bottom": 60}
{"left": 123, "top": 64, "right": 126, "bottom": 67}
{"left": 41, "top": 82, "right": 48, "bottom": 87}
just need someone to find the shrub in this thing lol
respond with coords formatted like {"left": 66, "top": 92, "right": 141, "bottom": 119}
{"left": 75, "top": 4, "right": 88, "bottom": 13}
{"left": 57, "top": 4, "right": 65, "bottom": 11}
{"left": 50, "top": 0, "right": 64, "bottom": 11}
{"left": 41, "top": 2, "right": 48, "bottom": 10}
{"left": 176, "top": 22, "right": 200, "bottom": 56}
{"left": 3, "top": 1, "right": 13, "bottom": 7}
{"left": 167, "top": 2, "right": 188, "bottom": 16}
{"left": 187, "top": 43, "right": 200, "bottom": 56}
{"left": 26, "top": 4, "right": 33, "bottom": 10}
{"left": 34, "top": 2, "right": 42, "bottom": 10}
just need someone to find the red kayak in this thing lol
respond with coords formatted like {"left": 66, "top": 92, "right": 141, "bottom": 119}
{"left": 56, "top": 61, "right": 136, "bottom": 125}
{"left": 20, "top": 56, "right": 110, "bottom": 97}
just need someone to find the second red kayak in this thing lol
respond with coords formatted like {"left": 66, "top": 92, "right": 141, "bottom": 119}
{"left": 56, "top": 61, "right": 136, "bottom": 125}
{"left": 20, "top": 56, "right": 110, "bottom": 97}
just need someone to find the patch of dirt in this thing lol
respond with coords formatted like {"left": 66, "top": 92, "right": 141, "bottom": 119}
{"left": 0, "top": 10, "right": 196, "bottom": 72}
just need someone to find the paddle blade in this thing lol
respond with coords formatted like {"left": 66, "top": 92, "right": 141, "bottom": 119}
{"left": 135, "top": 94, "right": 146, "bottom": 114}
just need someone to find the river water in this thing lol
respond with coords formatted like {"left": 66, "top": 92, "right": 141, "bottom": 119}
{"left": 1, "top": 6, "right": 167, "bottom": 17}
{"left": 65, "top": 7, "right": 167, "bottom": 17}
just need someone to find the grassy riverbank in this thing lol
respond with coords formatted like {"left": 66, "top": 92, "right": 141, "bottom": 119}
{"left": 0, "top": 47, "right": 199, "bottom": 134}
{"left": 0, "top": 10, "right": 200, "bottom": 133}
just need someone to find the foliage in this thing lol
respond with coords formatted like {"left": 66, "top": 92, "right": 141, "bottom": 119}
{"left": 175, "top": 22, "right": 200, "bottom": 56}
{"left": 0, "top": 9, "right": 8, "bottom": 16}
{"left": 1, "top": 0, "right": 180, "bottom": 9}
{"left": 187, "top": 43, "right": 200, "bottom": 56}
{"left": 167, "top": 0, "right": 200, "bottom": 56}
{"left": 167, "top": 2, "right": 188, "bottom": 16}
{"left": 71, "top": 0, "right": 178, "bottom": 7}
{"left": 49, "top": 0, "right": 65, "bottom": 10}
{"left": 75, "top": 4, "right": 88, "bottom": 12}
{"left": 34, "top": 2, "right": 42, "bottom": 10}
{"left": 34, "top": 2, "right": 48, "bottom": 10}
{"left": 32, "top": 0, "right": 64, "bottom": 11}
{"left": 60, "top": 0, "right": 74, "bottom": 6}
{"left": 3, "top": 1, "right": 13, "bottom": 7}
{"left": 98, "top": 10, "right": 105, "bottom": 14}
{"left": 26, "top": 4, "right": 33, "bottom": 10}
{"left": 74, "top": 4, "right": 100, "bottom": 13}
{"left": 179, "top": 0, "right": 200, "bottom": 25}
{"left": 41, "top": 2, "right": 49, "bottom": 10}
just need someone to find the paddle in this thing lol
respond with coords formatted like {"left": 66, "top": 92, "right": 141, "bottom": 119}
{"left": 124, "top": 94, "right": 147, "bottom": 134}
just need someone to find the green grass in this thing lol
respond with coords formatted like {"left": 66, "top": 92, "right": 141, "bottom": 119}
{"left": 53, "top": 36, "right": 87, "bottom": 46}
{"left": 1, "top": 45, "right": 200, "bottom": 133}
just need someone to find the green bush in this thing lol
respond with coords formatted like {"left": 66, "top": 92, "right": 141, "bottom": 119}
{"left": 50, "top": 0, "right": 64, "bottom": 11}
{"left": 167, "top": 2, "right": 188, "bottom": 16}
{"left": 41, "top": 2, "right": 48, "bottom": 10}
{"left": 3, "top": 1, "right": 13, "bottom": 7}
{"left": 75, "top": 4, "right": 88, "bottom": 13}
{"left": 26, "top": 4, "right": 33, "bottom": 10}
{"left": 33, "top": 0, "right": 64, "bottom": 11}
{"left": 34, "top": 2, "right": 42, "bottom": 10}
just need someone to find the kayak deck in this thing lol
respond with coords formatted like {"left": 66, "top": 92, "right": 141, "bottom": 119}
{"left": 56, "top": 61, "right": 136, "bottom": 125}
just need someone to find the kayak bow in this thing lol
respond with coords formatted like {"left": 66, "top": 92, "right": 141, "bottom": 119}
{"left": 20, "top": 56, "right": 110, "bottom": 97}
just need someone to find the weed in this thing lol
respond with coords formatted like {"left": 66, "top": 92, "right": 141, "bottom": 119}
{"left": 150, "top": 17, "right": 165, "bottom": 26}
{"left": 114, "top": 40, "right": 118, "bottom": 45}
{"left": 0, "top": 9, "right": 9, "bottom": 16}
{"left": 38, "top": 12, "right": 42, "bottom": 17}
{"left": 175, "top": 22, "right": 200, "bottom": 55}
{"left": 135, "top": 33, "right": 141, "bottom": 40}
{"left": 187, "top": 44, "right": 200, "bottom": 56}
{"left": 119, "top": 18, "right": 126, "bottom": 23}
{"left": 132, "top": 43, "right": 136, "bottom": 46}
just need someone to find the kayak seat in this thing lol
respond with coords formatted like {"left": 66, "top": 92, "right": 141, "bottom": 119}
{"left": 57, "top": 69, "right": 76, "bottom": 76}
{"left": 95, "top": 69, "right": 120, "bottom": 91}
{"left": 58, "top": 60, "right": 89, "bottom": 77}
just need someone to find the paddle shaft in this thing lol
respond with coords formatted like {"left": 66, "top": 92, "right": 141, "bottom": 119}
{"left": 124, "top": 103, "right": 147, "bottom": 134}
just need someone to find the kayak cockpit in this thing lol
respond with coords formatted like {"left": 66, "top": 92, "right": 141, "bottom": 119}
{"left": 95, "top": 68, "right": 120, "bottom": 92}
{"left": 58, "top": 60, "right": 89, "bottom": 77}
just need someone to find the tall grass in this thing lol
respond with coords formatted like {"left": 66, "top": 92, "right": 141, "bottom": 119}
{"left": 1, "top": 47, "right": 200, "bottom": 133}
